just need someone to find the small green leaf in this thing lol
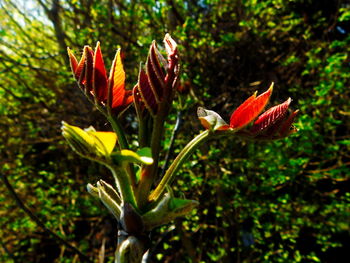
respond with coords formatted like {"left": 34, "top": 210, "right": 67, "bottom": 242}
{"left": 168, "top": 197, "right": 199, "bottom": 215}
{"left": 97, "top": 181, "right": 121, "bottom": 219}
{"left": 112, "top": 148, "right": 153, "bottom": 165}
{"left": 142, "top": 194, "right": 198, "bottom": 231}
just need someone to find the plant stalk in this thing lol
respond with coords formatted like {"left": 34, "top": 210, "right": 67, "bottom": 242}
{"left": 149, "top": 129, "right": 211, "bottom": 202}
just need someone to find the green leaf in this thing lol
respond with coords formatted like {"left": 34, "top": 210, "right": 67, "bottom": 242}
{"left": 112, "top": 148, "right": 153, "bottom": 165}
{"left": 97, "top": 180, "right": 121, "bottom": 220}
{"left": 61, "top": 121, "right": 117, "bottom": 158}
{"left": 142, "top": 194, "right": 198, "bottom": 231}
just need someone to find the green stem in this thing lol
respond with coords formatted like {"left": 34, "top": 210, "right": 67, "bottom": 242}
{"left": 107, "top": 115, "right": 137, "bottom": 188}
{"left": 149, "top": 129, "right": 211, "bottom": 202}
{"left": 107, "top": 115, "right": 129, "bottom": 150}
{"left": 109, "top": 165, "right": 137, "bottom": 209}
{"left": 136, "top": 111, "right": 167, "bottom": 208}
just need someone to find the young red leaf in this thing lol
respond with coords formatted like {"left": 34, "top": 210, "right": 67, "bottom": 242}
{"left": 229, "top": 92, "right": 257, "bottom": 126}
{"left": 93, "top": 42, "right": 108, "bottom": 101}
{"left": 150, "top": 42, "right": 166, "bottom": 80}
{"left": 133, "top": 84, "right": 144, "bottom": 111}
{"left": 112, "top": 90, "right": 133, "bottom": 114}
{"left": 108, "top": 49, "right": 126, "bottom": 109}
{"left": 84, "top": 46, "right": 94, "bottom": 93}
{"left": 67, "top": 48, "right": 86, "bottom": 83}
{"left": 163, "top": 34, "right": 179, "bottom": 92}
{"left": 138, "top": 69, "right": 157, "bottom": 115}
{"left": 278, "top": 110, "right": 299, "bottom": 137}
{"left": 154, "top": 43, "right": 168, "bottom": 71}
{"left": 230, "top": 84, "right": 273, "bottom": 130}
{"left": 67, "top": 47, "right": 78, "bottom": 75}
{"left": 146, "top": 42, "right": 165, "bottom": 102}
{"left": 251, "top": 97, "right": 291, "bottom": 134}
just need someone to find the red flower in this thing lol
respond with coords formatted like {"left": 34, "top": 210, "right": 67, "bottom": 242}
{"left": 198, "top": 84, "right": 299, "bottom": 140}
{"left": 67, "top": 43, "right": 133, "bottom": 114}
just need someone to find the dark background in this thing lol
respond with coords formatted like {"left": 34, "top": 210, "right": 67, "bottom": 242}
{"left": 0, "top": 0, "right": 349, "bottom": 262}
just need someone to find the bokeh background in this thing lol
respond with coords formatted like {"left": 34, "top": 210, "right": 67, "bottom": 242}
{"left": 1, "top": 0, "right": 349, "bottom": 262}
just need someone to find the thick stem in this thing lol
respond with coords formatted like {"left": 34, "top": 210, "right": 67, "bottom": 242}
{"left": 149, "top": 130, "right": 211, "bottom": 202}
{"left": 136, "top": 109, "right": 167, "bottom": 208}
{"left": 115, "top": 233, "right": 149, "bottom": 263}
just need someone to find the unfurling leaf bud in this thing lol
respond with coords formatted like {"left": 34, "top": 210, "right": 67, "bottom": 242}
{"left": 142, "top": 194, "right": 199, "bottom": 231}
{"left": 61, "top": 121, "right": 117, "bottom": 160}
{"left": 197, "top": 107, "right": 230, "bottom": 131}
{"left": 97, "top": 180, "right": 122, "bottom": 220}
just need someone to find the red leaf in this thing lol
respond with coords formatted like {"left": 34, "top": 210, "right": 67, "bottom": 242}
{"left": 133, "top": 85, "right": 143, "bottom": 108}
{"left": 251, "top": 97, "right": 291, "bottom": 133}
{"left": 84, "top": 46, "right": 94, "bottom": 93}
{"left": 229, "top": 93, "right": 257, "bottom": 126}
{"left": 163, "top": 34, "right": 179, "bottom": 91}
{"left": 146, "top": 42, "right": 165, "bottom": 102}
{"left": 150, "top": 42, "right": 166, "bottom": 80}
{"left": 112, "top": 90, "right": 133, "bottom": 114}
{"left": 230, "top": 84, "right": 273, "bottom": 129}
{"left": 108, "top": 49, "right": 126, "bottom": 109}
{"left": 138, "top": 69, "right": 158, "bottom": 115}
{"left": 67, "top": 48, "right": 78, "bottom": 75}
{"left": 67, "top": 48, "right": 86, "bottom": 82}
{"left": 278, "top": 110, "right": 299, "bottom": 137}
{"left": 93, "top": 42, "right": 108, "bottom": 101}
{"left": 154, "top": 43, "right": 168, "bottom": 71}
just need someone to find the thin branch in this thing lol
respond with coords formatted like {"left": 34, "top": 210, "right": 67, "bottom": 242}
{"left": 160, "top": 111, "right": 182, "bottom": 177}
{"left": 0, "top": 239, "right": 18, "bottom": 262}
{"left": 0, "top": 55, "right": 63, "bottom": 74}
{"left": 0, "top": 172, "right": 92, "bottom": 263}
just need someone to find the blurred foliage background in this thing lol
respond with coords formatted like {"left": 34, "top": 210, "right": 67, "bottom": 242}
{"left": 0, "top": 0, "right": 349, "bottom": 262}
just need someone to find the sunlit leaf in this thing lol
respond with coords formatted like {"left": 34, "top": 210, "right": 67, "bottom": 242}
{"left": 113, "top": 148, "right": 153, "bottom": 165}
{"left": 108, "top": 49, "right": 126, "bottom": 108}
{"left": 86, "top": 130, "right": 117, "bottom": 155}
{"left": 93, "top": 42, "right": 108, "bottom": 101}
{"left": 230, "top": 84, "right": 273, "bottom": 129}
{"left": 251, "top": 97, "right": 291, "bottom": 133}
